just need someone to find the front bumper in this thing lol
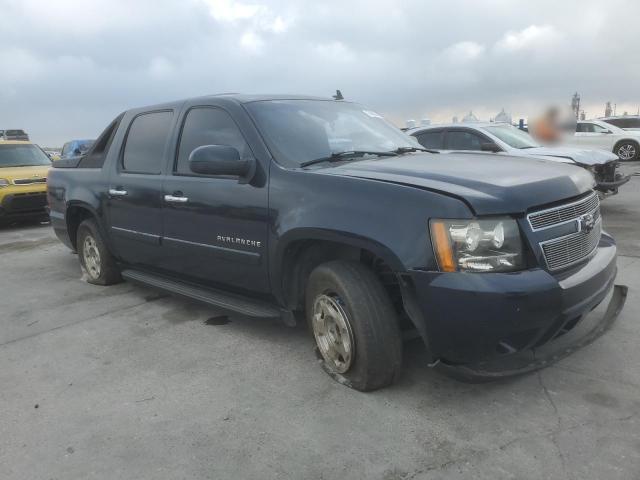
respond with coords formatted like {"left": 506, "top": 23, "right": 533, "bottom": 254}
{"left": 594, "top": 174, "right": 631, "bottom": 195}
{"left": 0, "top": 191, "right": 49, "bottom": 219}
{"left": 593, "top": 161, "right": 631, "bottom": 195}
{"left": 437, "top": 284, "right": 627, "bottom": 382}
{"left": 405, "top": 233, "right": 622, "bottom": 370}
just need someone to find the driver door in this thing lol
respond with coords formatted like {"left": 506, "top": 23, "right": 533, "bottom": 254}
{"left": 159, "top": 104, "right": 270, "bottom": 294}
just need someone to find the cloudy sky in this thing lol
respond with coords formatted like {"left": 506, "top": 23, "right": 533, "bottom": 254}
{"left": 1, "top": 0, "right": 639, "bottom": 146}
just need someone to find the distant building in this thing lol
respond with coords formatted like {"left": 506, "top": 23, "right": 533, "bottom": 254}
{"left": 420, "top": 118, "right": 431, "bottom": 126}
{"left": 406, "top": 119, "right": 416, "bottom": 129}
{"left": 452, "top": 116, "right": 459, "bottom": 123}
{"left": 494, "top": 108, "right": 512, "bottom": 124}
{"left": 462, "top": 111, "right": 479, "bottom": 123}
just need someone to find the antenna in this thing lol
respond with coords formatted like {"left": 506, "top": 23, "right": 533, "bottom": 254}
{"left": 333, "top": 90, "right": 344, "bottom": 101}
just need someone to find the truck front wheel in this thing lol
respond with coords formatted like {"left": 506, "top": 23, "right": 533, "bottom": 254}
{"left": 305, "top": 260, "right": 402, "bottom": 391}
{"left": 77, "top": 219, "right": 122, "bottom": 285}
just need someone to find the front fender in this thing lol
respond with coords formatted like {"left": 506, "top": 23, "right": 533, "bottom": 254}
{"left": 267, "top": 164, "right": 473, "bottom": 302}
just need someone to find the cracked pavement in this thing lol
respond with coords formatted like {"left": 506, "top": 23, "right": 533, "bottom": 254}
{"left": 1, "top": 165, "right": 639, "bottom": 479}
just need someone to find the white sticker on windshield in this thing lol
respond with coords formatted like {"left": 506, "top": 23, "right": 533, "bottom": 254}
{"left": 363, "top": 110, "right": 383, "bottom": 118}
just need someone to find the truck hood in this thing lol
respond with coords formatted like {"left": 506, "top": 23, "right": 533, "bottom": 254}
{"left": 520, "top": 146, "right": 618, "bottom": 165}
{"left": 317, "top": 153, "right": 594, "bottom": 215}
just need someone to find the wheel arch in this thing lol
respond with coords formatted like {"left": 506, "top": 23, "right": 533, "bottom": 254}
{"left": 65, "top": 201, "right": 101, "bottom": 250}
{"left": 273, "top": 228, "right": 405, "bottom": 312}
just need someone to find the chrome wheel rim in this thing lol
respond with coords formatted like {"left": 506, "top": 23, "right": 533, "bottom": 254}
{"left": 312, "top": 294, "right": 355, "bottom": 373}
{"left": 83, "top": 235, "right": 101, "bottom": 279}
{"left": 617, "top": 144, "right": 636, "bottom": 160}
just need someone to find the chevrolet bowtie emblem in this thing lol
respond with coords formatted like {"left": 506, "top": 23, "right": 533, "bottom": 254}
{"left": 579, "top": 213, "right": 595, "bottom": 233}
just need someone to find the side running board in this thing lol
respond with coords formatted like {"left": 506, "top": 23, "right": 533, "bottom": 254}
{"left": 121, "top": 269, "right": 283, "bottom": 319}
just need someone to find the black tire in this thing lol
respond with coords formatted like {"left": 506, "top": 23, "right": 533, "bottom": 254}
{"left": 76, "top": 219, "right": 122, "bottom": 285}
{"left": 305, "top": 260, "right": 403, "bottom": 391}
{"left": 614, "top": 140, "right": 639, "bottom": 161}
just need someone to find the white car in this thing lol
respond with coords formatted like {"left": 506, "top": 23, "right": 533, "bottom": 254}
{"left": 408, "top": 122, "right": 630, "bottom": 197}
{"left": 567, "top": 119, "right": 640, "bottom": 161}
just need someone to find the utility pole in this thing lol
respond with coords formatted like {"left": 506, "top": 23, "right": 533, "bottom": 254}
{"left": 571, "top": 92, "right": 581, "bottom": 119}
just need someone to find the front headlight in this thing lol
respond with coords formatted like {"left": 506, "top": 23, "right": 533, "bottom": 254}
{"left": 0, "top": 178, "right": 9, "bottom": 188}
{"left": 430, "top": 218, "right": 524, "bottom": 272}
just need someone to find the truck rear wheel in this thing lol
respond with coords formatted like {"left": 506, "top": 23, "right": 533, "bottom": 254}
{"left": 77, "top": 219, "right": 122, "bottom": 285}
{"left": 305, "top": 260, "right": 402, "bottom": 391}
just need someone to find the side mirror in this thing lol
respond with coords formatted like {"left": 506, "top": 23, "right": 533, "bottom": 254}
{"left": 603, "top": 130, "right": 613, "bottom": 134}
{"left": 189, "top": 145, "right": 255, "bottom": 181}
{"left": 481, "top": 142, "right": 501, "bottom": 153}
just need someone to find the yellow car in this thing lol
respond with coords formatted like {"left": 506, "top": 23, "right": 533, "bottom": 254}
{"left": 0, "top": 141, "right": 51, "bottom": 224}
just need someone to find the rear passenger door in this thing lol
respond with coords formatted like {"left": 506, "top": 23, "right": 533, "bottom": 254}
{"left": 107, "top": 109, "right": 175, "bottom": 267}
{"left": 159, "top": 104, "right": 270, "bottom": 294}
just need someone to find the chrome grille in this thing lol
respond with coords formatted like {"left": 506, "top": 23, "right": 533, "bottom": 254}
{"left": 527, "top": 193, "right": 599, "bottom": 231}
{"left": 541, "top": 220, "right": 601, "bottom": 271}
{"left": 13, "top": 177, "right": 46, "bottom": 185}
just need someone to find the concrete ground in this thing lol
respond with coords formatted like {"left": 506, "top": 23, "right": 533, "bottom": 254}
{"left": 1, "top": 165, "right": 639, "bottom": 480}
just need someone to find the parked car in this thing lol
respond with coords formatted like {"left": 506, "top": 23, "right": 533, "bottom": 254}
{"left": 43, "top": 149, "right": 61, "bottom": 161}
{"left": 48, "top": 95, "right": 625, "bottom": 391}
{"left": 0, "top": 129, "right": 30, "bottom": 141}
{"left": 599, "top": 115, "right": 640, "bottom": 132}
{"left": 566, "top": 119, "right": 640, "bottom": 161}
{"left": 408, "top": 122, "right": 630, "bottom": 197}
{"left": 60, "top": 139, "right": 94, "bottom": 159}
{"left": 0, "top": 141, "right": 51, "bottom": 224}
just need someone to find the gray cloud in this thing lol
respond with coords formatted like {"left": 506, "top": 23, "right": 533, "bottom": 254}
{"left": 1, "top": 0, "right": 639, "bottom": 146}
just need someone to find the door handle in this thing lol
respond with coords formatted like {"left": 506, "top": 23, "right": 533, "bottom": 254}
{"left": 164, "top": 194, "right": 189, "bottom": 203}
{"left": 109, "top": 188, "right": 128, "bottom": 197}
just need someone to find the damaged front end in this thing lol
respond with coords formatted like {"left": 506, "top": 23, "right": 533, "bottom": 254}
{"left": 590, "top": 161, "right": 631, "bottom": 197}
{"left": 437, "top": 284, "right": 628, "bottom": 383}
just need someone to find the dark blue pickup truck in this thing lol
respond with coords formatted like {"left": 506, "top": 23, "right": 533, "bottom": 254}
{"left": 47, "top": 94, "right": 626, "bottom": 390}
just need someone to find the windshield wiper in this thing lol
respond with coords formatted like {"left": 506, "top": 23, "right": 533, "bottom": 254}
{"left": 300, "top": 150, "right": 398, "bottom": 168}
{"left": 392, "top": 146, "right": 439, "bottom": 154}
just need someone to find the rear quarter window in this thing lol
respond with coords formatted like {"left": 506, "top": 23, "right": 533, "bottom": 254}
{"left": 414, "top": 130, "right": 444, "bottom": 149}
{"left": 78, "top": 114, "right": 123, "bottom": 169}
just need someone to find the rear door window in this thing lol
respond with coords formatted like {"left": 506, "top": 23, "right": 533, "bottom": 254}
{"left": 446, "top": 130, "right": 484, "bottom": 150}
{"left": 415, "top": 130, "right": 444, "bottom": 149}
{"left": 122, "top": 111, "right": 173, "bottom": 174}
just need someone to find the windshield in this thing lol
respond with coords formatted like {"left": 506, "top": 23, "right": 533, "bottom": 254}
{"left": 483, "top": 124, "right": 540, "bottom": 149}
{"left": 76, "top": 140, "right": 94, "bottom": 153}
{"left": 246, "top": 100, "right": 420, "bottom": 167}
{"left": 0, "top": 144, "right": 51, "bottom": 167}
